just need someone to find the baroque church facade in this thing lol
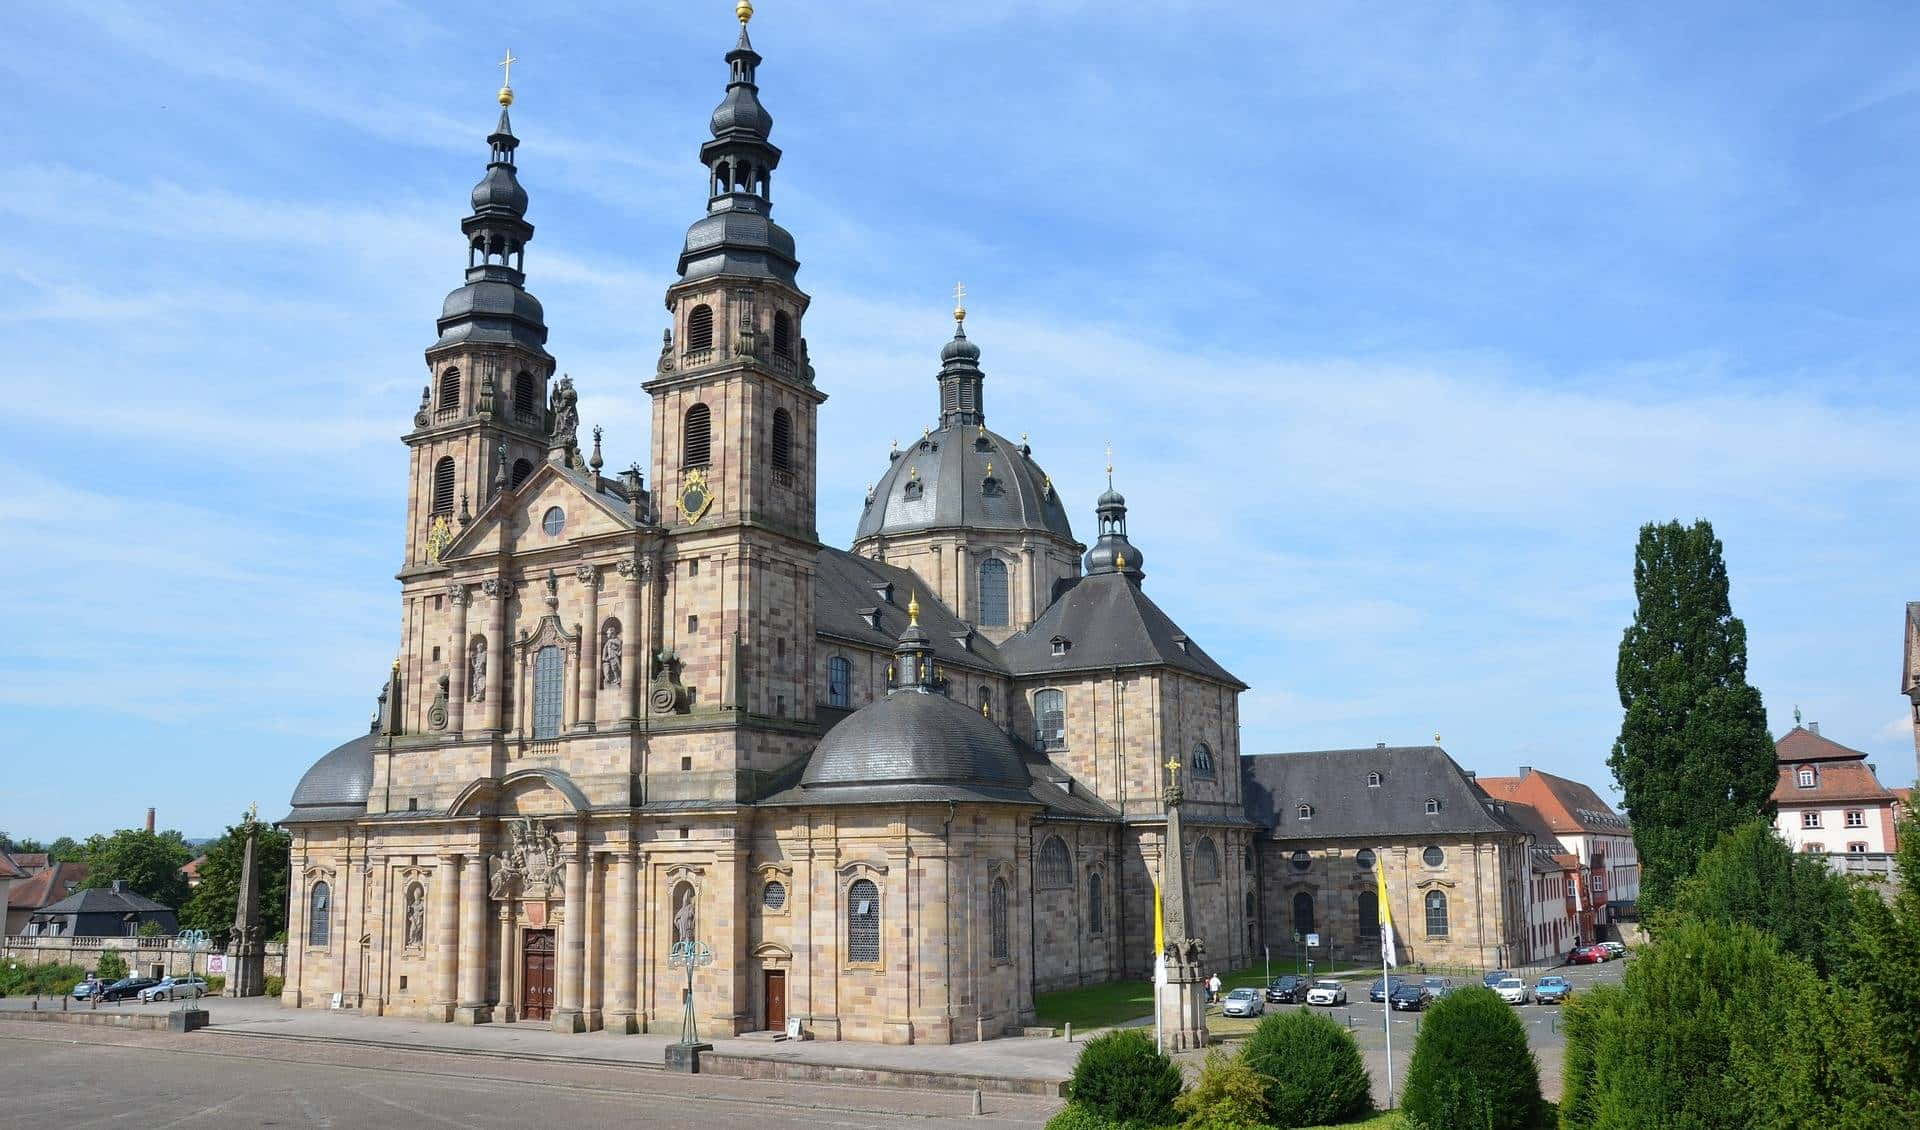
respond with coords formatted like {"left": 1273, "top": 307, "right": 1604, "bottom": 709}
{"left": 280, "top": 9, "right": 1257, "bottom": 1042}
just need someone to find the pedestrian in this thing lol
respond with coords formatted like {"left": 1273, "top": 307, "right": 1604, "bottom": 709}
{"left": 1208, "top": 971, "right": 1222, "bottom": 1003}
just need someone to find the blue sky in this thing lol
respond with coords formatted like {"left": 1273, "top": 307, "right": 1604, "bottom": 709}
{"left": 5, "top": 1, "right": 1919, "bottom": 840}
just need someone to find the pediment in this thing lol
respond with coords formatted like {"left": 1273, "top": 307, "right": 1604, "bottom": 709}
{"left": 443, "top": 462, "right": 633, "bottom": 563}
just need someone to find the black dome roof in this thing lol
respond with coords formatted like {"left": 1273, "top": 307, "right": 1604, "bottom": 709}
{"left": 794, "top": 689, "right": 1033, "bottom": 803}
{"left": 283, "top": 732, "right": 375, "bottom": 823}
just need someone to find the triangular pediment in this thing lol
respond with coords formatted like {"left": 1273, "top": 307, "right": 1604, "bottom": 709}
{"left": 443, "top": 461, "right": 634, "bottom": 562}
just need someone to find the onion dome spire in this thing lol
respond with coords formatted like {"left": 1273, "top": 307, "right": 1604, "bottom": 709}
{"left": 891, "top": 592, "right": 938, "bottom": 692}
{"left": 1085, "top": 448, "right": 1145, "bottom": 581}
{"left": 937, "top": 283, "right": 986, "bottom": 428}
{"left": 678, "top": 4, "right": 798, "bottom": 285}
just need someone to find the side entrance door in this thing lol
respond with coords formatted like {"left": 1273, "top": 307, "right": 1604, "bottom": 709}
{"left": 522, "top": 930, "right": 555, "bottom": 1021}
{"left": 765, "top": 968, "right": 786, "bottom": 1032}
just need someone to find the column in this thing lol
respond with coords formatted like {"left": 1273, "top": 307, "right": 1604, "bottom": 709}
{"left": 432, "top": 856, "right": 459, "bottom": 1022}
{"left": 485, "top": 577, "right": 509, "bottom": 734}
{"left": 448, "top": 582, "right": 470, "bottom": 736}
{"left": 610, "top": 853, "right": 637, "bottom": 1032}
{"left": 618, "top": 559, "right": 643, "bottom": 721}
{"left": 455, "top": 854, "right": 490, "bottom": 1023}
{"left": 553, "top": 850, "right": 586, "bottom": 1032}
{"left": 285, "top": 869, "right": 306, "bottom": 1007}
{"left": 498, "top": 909, "right": 518, "bottom": 1023}
{"left": 583, "top": 852, "right": 604, "bottom": 1030}
{"left": 577, "top": 566, "right": 599, "bottom": 730}
{"left": 955, "top": 544, "right": 970, "bottom": 624}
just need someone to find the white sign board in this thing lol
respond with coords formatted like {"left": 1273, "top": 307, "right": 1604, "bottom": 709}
{"left": 205, "top": 954, "right": 227, "bottom": 974}
{"left": 1306, "top": 932, "right": 1321, "bottom": 948}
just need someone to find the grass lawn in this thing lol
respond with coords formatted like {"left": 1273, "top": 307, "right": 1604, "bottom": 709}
{"left": 1034, "top": 959, "right": 1373, "bottom": 1031}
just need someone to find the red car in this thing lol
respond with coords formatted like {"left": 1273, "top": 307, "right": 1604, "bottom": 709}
{"left": 1565, "top": 945, "right": 1607, "bottom": 965}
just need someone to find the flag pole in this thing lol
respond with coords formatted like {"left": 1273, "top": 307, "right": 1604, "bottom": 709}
{"left": 1377, "top": 846, "right": 1396, "bottom": 1107}
{"left": 1152, "top": 879, "right": 1165, "bottom": 1054}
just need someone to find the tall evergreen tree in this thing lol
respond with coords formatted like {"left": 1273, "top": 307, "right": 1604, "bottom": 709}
{"left": 1609, "top": 519, "right": 1776, "bottom": 910}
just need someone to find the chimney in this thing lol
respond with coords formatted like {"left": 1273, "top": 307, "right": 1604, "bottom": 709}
{"left": 145, "top": 808, "right": 155, "bottom": 833}
{"left": 1518, "top": 765, "right": 1532, "bottom": 776}
{"left": 1376, "top": 741, "right": 1386, "bottom": 749}
{"left": 112, "top": 879, "right": 126, "bottom": 894}
{"left": 1808, "top": 721, "right": 1820, "bottom": 735}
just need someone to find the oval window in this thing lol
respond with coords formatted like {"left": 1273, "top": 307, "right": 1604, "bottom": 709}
{"left": 1356, "top": 848, "right": 1376, "bottom": 870}
{"left": 542, "top": 506, "right": 565, "bottom": 536}
{"left": 1289, "top": 849, "right": 1311, "bottom": 872}
{"left": 1422, "top": 845, "right": 1445, "bottom": 867}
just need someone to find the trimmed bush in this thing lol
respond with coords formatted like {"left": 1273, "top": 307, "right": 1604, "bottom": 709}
{"left": 1174, "top": 1049, "right": 1272, "bottom": 1129}
{"left": 1400, "top": 986, "right": 1540, "bottom": 1130}
{"left": 1240, "top": 1009, "right": 1372, "bottom": 1128}
{"left": 1045, "top": 1104, "right": 1154, "bottom": 1130}
{"left": 94, "top": 950, "right": 128, "bottom": 981}
{"left": 1064, "top": 1028, "right": 1184, "bottom": 1128}
{"left": 202, "top": 974, "right": 226, "bottom": 994}
{"left": 264, "top": 974, "right": 284, "bottom": 998}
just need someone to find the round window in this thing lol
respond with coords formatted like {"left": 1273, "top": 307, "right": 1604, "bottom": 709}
{"left": 542, "top": 506, "right": 565, "bottom": 536}
{"left": 762, "top": 880, "right": 787, "bottom": 911}
{"left": 1289, "top": 850, "right": 1311, "bottom": 872}
{"left": 1356, "top": 848, "right": 1376, "bottom": 870}
{"left": 1422, "top": 845, "right": 1445, "bottom": 868}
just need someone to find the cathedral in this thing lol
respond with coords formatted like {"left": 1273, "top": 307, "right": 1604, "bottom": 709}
{"left": 280, "top": 6, "right": 1256, "bottom": 1042}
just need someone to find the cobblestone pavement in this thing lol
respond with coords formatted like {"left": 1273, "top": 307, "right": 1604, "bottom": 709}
{"left": 0, "top": 1019, "right": 1060, "bottom": 1129}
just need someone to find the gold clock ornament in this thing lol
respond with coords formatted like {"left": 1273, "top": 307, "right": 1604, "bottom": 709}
{"left": 677, "top": 467, "right": 715, "bottom": 524}
{"left": 425, "top": 515, "right": 453, "bottom": 562}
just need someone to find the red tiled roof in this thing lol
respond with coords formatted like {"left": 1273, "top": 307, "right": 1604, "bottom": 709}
{"left": 1894, "top": 786, "right": 1912, "bottom": 810}
{"left": 1772, "top": 760, "right": 1895, "bottom": 805}
{"left": 1775, "top": 725, "right": 1869, "bottom": 764}
{"left": 1476, "top": 770, "right": 1630, "bottom": 836}
{"left": 6, "top": 853, "right": 50, "bottom": 872}
{"left": 181, "top": 855, "right": 206, "bottom": 881}
{"left": 0, "top": 855, "right": 23, "bottom": 880}
{"left": 5, "top": 861, "right": 89, "bottom": 910}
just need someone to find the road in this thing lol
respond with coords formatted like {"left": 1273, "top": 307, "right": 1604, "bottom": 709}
{"left": 0, "top": 1020, "right": 1057, "bottom": 1129}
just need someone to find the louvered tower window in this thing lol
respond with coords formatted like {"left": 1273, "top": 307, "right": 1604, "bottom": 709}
{"left": 438, "top": 367, "right": 461, "bottom": 414}
{"left": 1038, "top": 836, "right": 1071, "bottom": 888}
{"left": 686, "top": 304, "right": 715, "bottom": 352}
{"left": 847, "top": 879, "right": 879, "bottom": 963}
{"left": 771, "top": 408, "right": 792, "bottom": 473}
{"left": 532, "top": 645, "right": 563, "bottom": 739}
{"left": 513, "top": 372, "right": 537, "bottom": 418}
{"left": 683, "top": 404, "right": 712, "bottom": 468}
{"left": 432, "top": 457, "right": 456, "bottom": 515}
{"left": 511, "top": 459, "right": 533, "bottom": 489}
{"left": 773, "top": 310, "right": 793, "bottom": 358}
{"left": 976, "top": 558, "right": 1008, "bottom": 627}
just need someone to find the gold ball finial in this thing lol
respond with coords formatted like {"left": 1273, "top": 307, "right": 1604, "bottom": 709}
{"left": 907, "top": 590, "right": 921, "bottom": 627}
{"left": 737, "top": 0, "right": 754, "bottom": 24}
{"left": 953, "top": 281, "right": 967, "bottom": 323}
{"left": 497, "top": 48, "right": 517, "bottom": 106}
{"left": 499, "top": 86, "right": 514, "bottom": 107}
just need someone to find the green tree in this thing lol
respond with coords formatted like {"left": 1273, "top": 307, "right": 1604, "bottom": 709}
{"left": 1557, "top": 983, "right": 1624, "bottom": 1130}
{"left": 1062, "top": 1028, "right": 1184, "bottom": 1128}
{"left": 1838, "top": 809, "right": 1920, "bottom": 1098}
{"left": 1239, "top": 1008, "right": 1373, "bottom": 1127}
{"left": 78, "top": 828, "right": 193, "bottom": 908}
{"left": 180, "top": 818, "right": 292, "bottom": 947}
{"left": 1608, "top": 520, "right": 1777, "bottom": 910}
{"left": 1671, "top": 820, "right": 1852, "bottom": 976}
{"left": 1401, "top": 986, "right": 1542, "bottom": 1130}
{"left": 94, "top": 950, "right": 127, "bottom": 981}
{"left": 6, "top": 837, "right": 44, "bottom": 854}
{"left": 47, "top": 836, "right": 82, "bottom": 863}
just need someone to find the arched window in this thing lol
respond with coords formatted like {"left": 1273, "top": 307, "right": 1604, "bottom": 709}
{"left": 532, "top": 645, "right": 564, "bottom": 739}
{"left": 432, "top": 456, "right": 456, "bottom": 515}
{"left": 976, "top": 558, "right": 1009, "bottom": 627}
{"left": 773, "top": 310, "right": 793, "bottom": 358}
{"left": 1425, "top": 890, "right": 1449, "bottom": 937}
{"left": 1192, "top": 742, "right": 1216, "bottom": 779}
{"left": 771, "top": 407, "right": 793, "bottom": 473}
{"left": 1244, "top": 890, "right": 1256, "bottom": 918}
{"left": 827, "top": 656, "right": 851, "bottom": 708}
{"left": 1034, "top": 689, "right": 1065, "bottom": 749}
{"left": 1038, "top": 836, "right": 1071, "bottom": 888}
{"left": 308, "top": 881, "right": 332, "bottom": 948}
{"left": 847, "top": 878, "right": 879, "bottom": 963}
{"left": 762, "top": 880, "right": 787, "bottom": 911}
{"left": 438, "top": 367, "right": 461, "bottom": 413}
{"left": 513, "top": 371, "right": 537, "bottom": 418}
{"left": 1087, "top": 871, "right": 1104, "bottom": 935}
{"left": 1196, "top": 837, "right": 1221, "bottom": 881}
{"left": 990, "top": 877, "right": 1010, "bottom": 960}
{"left": 686, "top": 304, "right": 715, "bottom": 352}
{"left": 1366, "top": 771, "right": 1382, "bottom": 788}
{"left": 1358, "top": 890, "right": 1380, "bottom": 938}
{"left": 683, "top": 404, "right": 712, "bottom": 468}
{"left": 510, "top": 458, "right": 534, "bottom": 489}
{"left": 1291, "top": 890, "right": 1314, "bottom": 937}
{"left": 977, "top": 685, "right": 992, "bottom": 719}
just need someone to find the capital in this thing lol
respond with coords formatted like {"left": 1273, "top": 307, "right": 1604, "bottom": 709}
{"left": 615, "top": 555, "right": 650, "bottom": 581}
{"left": 576, "top": 563, "right": 600, "bottom": 587}
{"left": 446, "top": 581, "right": 471, "bottom": 607}
{"left": 482, "top": 576, "right": 508, "bottom": 599}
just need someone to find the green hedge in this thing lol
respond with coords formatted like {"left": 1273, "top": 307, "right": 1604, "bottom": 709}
{"left": 264, "top": 974, "right": 284, "bottom": 998}
{"left": 1064, "top": 1028, "right": 1184, "bottom": 1128}
{"left": 1400, "top": 986, "right": 1541, "bottom": 1130}
{"left": 1240, "top": 1009, "right": 1373, "bottom": 1127}
{"left": 0, "top": 961, "right": 88, "bottom": 997}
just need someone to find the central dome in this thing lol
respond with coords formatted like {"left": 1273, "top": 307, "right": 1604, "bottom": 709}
{"left": 794, "top": 688, "right": 1034, "bottom": 803}
{"left": 855, "top": 424, "right": 1076, "bottom": 544}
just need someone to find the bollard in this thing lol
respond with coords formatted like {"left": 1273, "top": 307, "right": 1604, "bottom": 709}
{"left": 970, "top": 1089, "right": 983, "bottom": 1116}
{"left": 1064, "top": 1022, "right": 1073, "bottom": 1043}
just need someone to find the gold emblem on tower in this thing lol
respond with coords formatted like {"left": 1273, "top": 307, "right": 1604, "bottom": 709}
{"left": 678, "top": 467, "right": 715, "bottom": 524}
{"left": 426, "top": 516, "right": 454, "bottom": 562}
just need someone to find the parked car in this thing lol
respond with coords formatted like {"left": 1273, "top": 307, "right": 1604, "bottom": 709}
{"left": 96, "top": 977, "right": 161, "bottom": 1002}
{"left": 1597, "top": 941, "right": 1627, "bottom": 960}
{"left": 1388, "top": 981, "right": 1428, "bottom": 1011}
{"left": 1482, "top": 969, "right": 1513, "bottom": 989}
{"left": 1220, "top": 987, "right": 1265, "bottom": 1018}
{"left": 138, "top": 976, "right": 209, "bottom": 1003}
{"left": 1306, "top": 979, "right": 1349, "bottom": 1007}
{"left": 1265, "top": 974, "right": 1308, "bottom": 1004}
{"left": 1367, "top": 975, "right": 1408, "bottom": 1003}
{"left": 1566, "top": 945, "right": 1607, "bottom": 965}
{"left": 1420, "top": 976, "right": 1455, "bottom": 1000}
{"left": 1495, "top": 977, "right": 1529, "bottom": 1005}
{"left": 1533, "top": 976, "right": 1573, "bottom": 1005}
{"left": 71, "top": 979, "right": 104, "bottom": 1001}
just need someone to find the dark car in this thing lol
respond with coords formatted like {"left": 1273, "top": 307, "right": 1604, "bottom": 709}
{"left": 1482, "top": 969, "right": 1513, "bottom": 989}
{"left": 1368, "top": 975, "right": 1408, "bottom": 1003}
{"left": 1265, "top": 974, "right": 1308, "bottom": 1004}
{"left": 97, "top": 976, "right": 160, "bottom": 1002}
{"left": 1388, "top": 981, "right": 1428, "bottom": 1011}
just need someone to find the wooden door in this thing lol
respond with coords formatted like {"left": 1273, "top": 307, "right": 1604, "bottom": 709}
{"left": 521, "top": 930, "right": 555, "bottom": 1021}
{"left": 765, "top": 969, "right": 786, "bottom": 1032}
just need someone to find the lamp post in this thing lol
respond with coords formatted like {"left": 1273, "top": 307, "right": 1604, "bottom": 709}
{"left": 664, "top": 939, "right": 714, "bottom": 1072}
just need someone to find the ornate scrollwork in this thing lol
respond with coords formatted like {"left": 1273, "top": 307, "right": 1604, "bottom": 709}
{"left": 576, "top": 563, "right": 599, "bottom": 588}
{"left": 482, "top": 576, "right": 507, "bottom": 600}
{"left": 488, "top": 817, "right": 565, "bottom": 901}
{"left": 615, "top": 554, "right": 650, "bottom": 582}
{"left": 446, "top": 581, "right": 470, "bottom": 607}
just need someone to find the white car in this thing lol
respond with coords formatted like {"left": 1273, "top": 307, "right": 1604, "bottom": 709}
{"left": 138, "top": 976, "right": 209, "bottom": 1003}
{"left": 1305, "top": 979, "right": 1348, "bottom": 1006}
{"left": 1495, "top": 977, "right": 1529, "bottom": 1005}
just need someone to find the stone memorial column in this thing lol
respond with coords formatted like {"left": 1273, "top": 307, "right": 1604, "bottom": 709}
{"left": 432, "top": 856, "right": 460, "bottom": 1022}
{"left": 455, "top": 854, "right": 489, "bottom": 1023}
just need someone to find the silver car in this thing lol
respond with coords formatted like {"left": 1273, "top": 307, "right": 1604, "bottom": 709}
{"left": 1219, "top": 987, "right": 1265, "bottom": 1018}
{"left": 138, "top": 975, "right": 209, "bottom": 1003}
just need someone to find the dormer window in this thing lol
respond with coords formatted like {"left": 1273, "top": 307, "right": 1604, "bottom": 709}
{"left": 1050, "top": 635, "right": 1071, "bottom": 657}
{"left": 981, "top": 476, "right": 1002, "bottom": 497}
{"left": 903, "top": 478, "right": 923, "bottom": 501}
{"left": 1424, "top": 798, "right": 1442, "bottom": 816}
{"left": 1367, "top": 771, "right": 1382, "bottom": 788}
{"left": 1172, "top": 633, "right": 1190, "bottom": 654}
{"left": 873, "top": 581, "right": 895, "bottom": 605}
{"left": 859, "top": 607, "right": 883, "bottom": 631}
{"left": 1297, "top": 803, "right": 1313, "bottom": 821}
{"left": 1796, "top": 767, "right": 1817, "bottom": 788}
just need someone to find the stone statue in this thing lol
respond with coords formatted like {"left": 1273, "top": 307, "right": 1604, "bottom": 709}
{"left": 550, "top": 375, "right": 579, "bottom": 446}
{"left": 468, "top": 639, "right": 487, "bottom": 703}
{"left": 489, "top": 818, "right": 564, "bottom": 901}
{"left": 404, "top": 884, "right": 426, "bottom": 947}
{"left": 601, "top": 624, "right": 622, "bottom": 689}
{"left": 673, "top": 886, "right": 697, "bottom": 944}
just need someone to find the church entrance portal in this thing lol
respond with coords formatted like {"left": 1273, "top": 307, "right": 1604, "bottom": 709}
{"left": 521, "top": 930, "right": 555, "bottom": 1021}
{"left": 764, "top": 969, "right": 786, "bottom": 1031}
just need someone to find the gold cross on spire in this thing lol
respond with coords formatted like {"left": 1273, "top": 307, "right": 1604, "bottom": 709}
{"left": 953, "top": 281, "right": 967, "bottom": 323}
{"left": 497, "top": 48, "right": 518, "bottom": 106}
{"left": 1164, "top": 757, "right": 1180, "bottom": 783}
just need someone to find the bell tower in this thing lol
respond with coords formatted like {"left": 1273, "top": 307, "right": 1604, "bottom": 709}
{"left": 402, "top": 61, "right": 557, "bottom": 569}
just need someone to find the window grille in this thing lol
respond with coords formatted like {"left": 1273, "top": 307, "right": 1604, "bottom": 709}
{"left": 771, "top": 408, "right": 792, "bottom": 473}
{"left": 309, "top": 882, "right": 332, "bottom": 948}
{"left": 432, "top": 457, "right": 456, "bottom": 515}
{"left": 513, "top": 371, "right": 537, "bottom": 418}
{"left": 683, "top": 404, "right": 712, "bottom": 468}
{"left": 532, "top": 645, "right": 563, "bottom": 738}
{"left": 1289, "top": 849, "right": 1310, "bottom": 872}
{"left": 1425, "top": 890, "right": 1449, "bottom": 937}
{"left": 827, "top": 656, "right": 851, "bottom": 708}
{"left": 686, "top": 304, "right": 715, "bottom": 352}
{"left": 847, "top": 879, "right": 879, "bottom": 963}
{"left": 763, "top": 881, "right": 787, "bottom": 911}
{"left": 1192, "top": 742, "right": 1216, "bottom": 779}
{"left": 990, "top": 877, "right": 1010, "bottom": 960}
{"left": 976, "top": 558, "right": 1009, "bottom": 626}
{"left": 1422, "top": 845, "right": 1445, "bottom": 867}
{"left": 773, "top": 310, "right": 793, "bottom": 358}
{"left": 1038, "top": 837, "right": 1071, "bottom": 888}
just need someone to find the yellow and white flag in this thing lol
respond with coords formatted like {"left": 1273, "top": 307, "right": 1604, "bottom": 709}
{"left": 1152, "top": 881, "right": 1167, "bottom": 985}
{"left": 1376, "top": 857, "right": 1397, "bottom": 968}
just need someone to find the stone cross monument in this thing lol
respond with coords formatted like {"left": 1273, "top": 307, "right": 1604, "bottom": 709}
{"left": 1156, "top": 758, "right": 1208, "bottom": 1050}
{"left": 225, "top": 807, "right": 267, "bottom": 997}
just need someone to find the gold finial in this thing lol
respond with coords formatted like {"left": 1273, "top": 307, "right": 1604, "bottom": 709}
{"left": 908, "top": 591, "right": 920, "bottom": 626}
{"left": 978, "top": 422, "right": 986, "bottom": 438}
{"left": 909, "top": 465, "right": 919, "bottom": 480}
{"left": 953, "top": 281, "right": 967, "bottom": 323}
{"left": 498, "top": 48, "right": 517, "bottom": 107}
{"left": 737, "top": 0, "right": 754, "bottom": 24}
{"left": 1116, "top": 550, "right": 1128, "bottom": 570}
{"left": 1434, "top": 732, "right": 1442, "bottom": 744}
{"left": 392, "top": 656, "right": 402, "bottom": 672}
{"left": 984, "top": 460, "right": 994, "bottom": 478}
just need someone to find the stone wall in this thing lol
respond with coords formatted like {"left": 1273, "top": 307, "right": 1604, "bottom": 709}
{"left": 1, "top": 935, "right": 286, "bottom": 981}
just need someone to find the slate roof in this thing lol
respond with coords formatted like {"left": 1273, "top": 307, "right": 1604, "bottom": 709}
{"left": 283, "top": 732, "right": 377, "bottom": 824}
{"left": 856, "top": 423, "right": 1077, "bottom": 545}
{"left": 1477, "top": 769, "right": 1631, "bottom": 835}
{"left": 763, "top": 687, "right": 1036, "bottom": 807}
{"left": 37, "top": 885, "right": 174, "bottom": 916}
{"left": 998, "top": 572, "right": 1244, "bottom": 688}
{"left": 1242, "top": 746, "right": 1522, "bottom": 841}
{"left": 6, "top": 862, "right": 88, "bottom": 910}
{"left": 814, "top": 548, "right": 1005, "bottom": 674}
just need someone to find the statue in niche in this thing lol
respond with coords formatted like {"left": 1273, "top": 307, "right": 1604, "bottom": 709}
{"left": 673, "top": 884, "right": 697, "bottom": 945}
{"left": 601, "top": 622, "right": 622, "bottom": 689}
{"left": 404, "top": 883, "right": 426, "bottom": 947}
{"left": 468, "top": 638, "right": 487, "bottom": 703}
